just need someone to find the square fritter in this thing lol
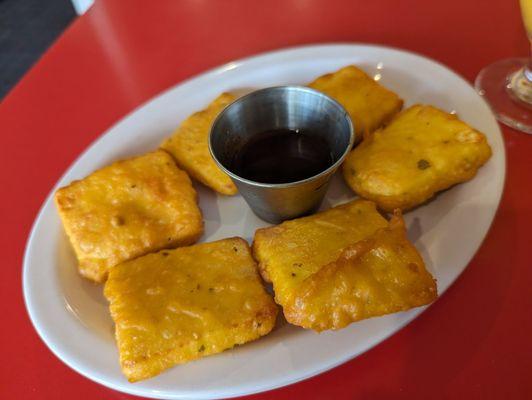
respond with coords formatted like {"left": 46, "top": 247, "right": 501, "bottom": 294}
{"left": 342, "top": 105, "right": 492, "bottom": 211}
{"left": 161, "top": 93, "right": 238, "bottom": 195}
{"left": 55, "top": 150, "right": 203, "bottom": 282}
{"left": 252, "top": 200, "right": 388, "bottom": 315}
{"left": 308, "top": 66, "right": 403, "bottom": 138}
{"left": 283, "top": 212, "right": 437, "bottom": 331}
{"left": 104, "top": 237, "right": 278, "bottom": 382}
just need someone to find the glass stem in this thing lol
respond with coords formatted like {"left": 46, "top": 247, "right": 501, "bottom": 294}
{"left": 525, "top": 38, "right": 532, "bottom": 81}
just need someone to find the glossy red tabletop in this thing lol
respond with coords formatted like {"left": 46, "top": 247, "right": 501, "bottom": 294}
{"left": 1, "top": 1, "right": 531, "bottom": 399}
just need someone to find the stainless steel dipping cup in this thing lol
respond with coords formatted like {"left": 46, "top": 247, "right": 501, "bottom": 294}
{"left": 209, "top": 86, "right": 355, "bottom": 224}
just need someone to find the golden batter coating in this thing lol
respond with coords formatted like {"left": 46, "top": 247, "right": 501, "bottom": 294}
{"left": 342, "top": 105, "right": 492, "bottom": 211}
{"left": 161, "top": 93, "right": 237, "bottom": 195}
{"left": 284, "top": 212, "right": 437, "bottom": 332}
{"left": 308, "top": 65, "right": 403, "bottom": 138}
{"left": 55, "top": 150, "right": 203, "bottom": 282}
{"left": 104, "top": 237, "right": 278, "bottom": 382}
{"left": 252, "top": 200, "right": 388, "bottom": 313}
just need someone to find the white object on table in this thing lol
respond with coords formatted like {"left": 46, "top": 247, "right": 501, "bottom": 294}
{"left": 71, "top": 0, "right": 94, "bottom": 14}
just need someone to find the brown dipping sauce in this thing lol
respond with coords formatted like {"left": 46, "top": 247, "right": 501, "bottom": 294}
{"left": 231, "top": 129, "right": 333, "bottom": 184}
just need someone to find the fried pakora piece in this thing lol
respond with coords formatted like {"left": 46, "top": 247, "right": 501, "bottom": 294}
{"left": 308, "top": 65, "right": 403, "bottom": 138}
{"left": 104, "top": 237, "right": 277, "bottom": 382}
{"left": 284, "top": 211, "right": 437, "bottom": 331}
{"left": 252, "top": 200, "right": 388, "bottom": 311}
{"left": 161, "top": 93, "right": 237, "bottom": 195}
{"left": 342, "top": 105, "right": 492, "bottom": 211}
{"left": 55, "top": 150, "right": 203, "bottom": 282}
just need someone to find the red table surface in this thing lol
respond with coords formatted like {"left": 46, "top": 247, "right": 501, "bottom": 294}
{"left": 1, "top": 0, "right": 531, "bottom": 399}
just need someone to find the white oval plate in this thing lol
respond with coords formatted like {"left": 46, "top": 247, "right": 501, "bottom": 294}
{"left": 23, "top": 44, "right": 505, "bottom": 400}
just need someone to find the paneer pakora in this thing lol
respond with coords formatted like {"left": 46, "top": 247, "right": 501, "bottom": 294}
{"left": 161, "top": 93, "right": 238, "bottom": 195}
{"left": 284, "top": 211, "right": 437, "bottom": 331}
{"left": 308, "top": 65, "right": 403, "bottom": 139}
{"left": 343, "top": 105, "right": 492, "bottom": 211}
{"left": 104, "top": 237, "right": 277, "bottom": 382}
{"left": 252, "top": 200, "right": 436, "bottom": 332}
{"left": 55, "top": 150, "right": 203, "bottom": 282}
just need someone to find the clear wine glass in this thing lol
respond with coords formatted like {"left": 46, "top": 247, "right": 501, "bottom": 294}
{"left": 475, "top": 0, "right": 532, "bottom": 134}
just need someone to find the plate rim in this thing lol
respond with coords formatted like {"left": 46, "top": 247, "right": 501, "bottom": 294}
{"left": 22, "top": 42, "right": 507, "bottom": 400}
